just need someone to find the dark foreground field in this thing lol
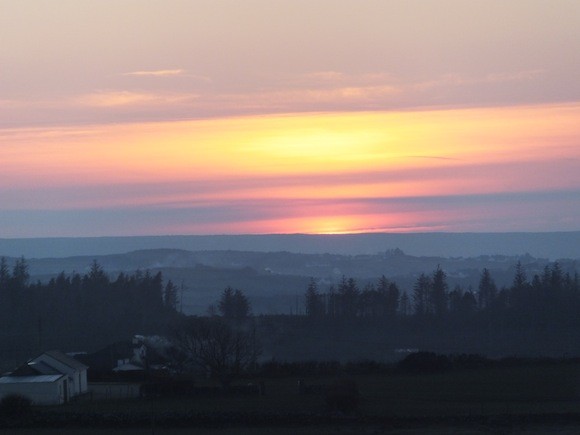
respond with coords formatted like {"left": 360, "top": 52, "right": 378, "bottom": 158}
{"left": 5, "top": 362, "right": 580, "bottom": 433}
{"left": 5, "top": 427, "right": 580, "bottom": 435}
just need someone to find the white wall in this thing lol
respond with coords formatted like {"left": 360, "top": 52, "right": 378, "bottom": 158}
{"left": 33, "top": 354, "right": 88, "bottom": 395}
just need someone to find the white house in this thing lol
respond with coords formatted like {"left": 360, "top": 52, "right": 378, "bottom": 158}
{"left": 31, "top": 350, "right": 88, "bottom": 396}
{"left": 0, "top": 350, "right": 88, "bottom": 405}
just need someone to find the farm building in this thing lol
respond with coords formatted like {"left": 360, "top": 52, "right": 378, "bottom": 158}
{"left": 31, "top": 350, "right": 88, "bottom": 396}
{"left": 0, "top": 350, "right": 88, "bottom": 405}
{"left": 0, "top": 374, "right": 67, "bottom": 405}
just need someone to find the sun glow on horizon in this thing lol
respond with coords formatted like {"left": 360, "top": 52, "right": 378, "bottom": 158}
{"left": 2, "top": 103, "right": 580, "bottom": 236}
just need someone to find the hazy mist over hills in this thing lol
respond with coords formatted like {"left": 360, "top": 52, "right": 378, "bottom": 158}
{"left": 0, "top": 231, "right": 579, "bottom": 362}
{"left": 1, "top": 232, "right": 580, "bottom": 260}
{"left": 1, "top": 232, "right": 579, "bottom": 316}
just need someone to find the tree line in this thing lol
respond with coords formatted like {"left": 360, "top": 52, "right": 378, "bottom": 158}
{"left": 304, "top": 262, "right": 579, "bottom": 322}
{"left": 0, "top": 258, "right": 179, "bottom": 361}
{"left": 300, "top": 262, "right": 580, "bottom": 356}
{"left": 2, "top": 255, "right": 579, "bottom": 364}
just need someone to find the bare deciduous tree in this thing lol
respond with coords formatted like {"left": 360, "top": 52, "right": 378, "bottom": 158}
{"left": 170, "top": 317, "right": 260, "bottom": 389}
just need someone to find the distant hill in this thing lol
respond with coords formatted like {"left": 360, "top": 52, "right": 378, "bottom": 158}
{"left": 1, "top": 232, "right": 579, "bottom": 316}
{"left": 1, "top": 247, "right": 575, "bottom": 316}
{"left": 1, "top": 232, "right": 580, "bottom": 259}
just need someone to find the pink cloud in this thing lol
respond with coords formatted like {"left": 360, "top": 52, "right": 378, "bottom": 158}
{"left": 77, "top": 91, "right": 197, "bottom": 107}
{"left": 123, "top": 69, "right": 186, "bottom": 77}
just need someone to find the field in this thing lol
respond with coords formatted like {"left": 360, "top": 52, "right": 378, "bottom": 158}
{"left": 9, "top": 362, "right": 580, "bottom": 433}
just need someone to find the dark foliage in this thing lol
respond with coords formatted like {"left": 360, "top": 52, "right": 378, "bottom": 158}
{"left": 218, "top": 287, "right": 251, "bottom": 320}
{"left": 0, "top": 394, "right": 32, "bottom": 423}
{"left": 300, "top": 261, "right": 580, "bottom": 358}
{"left": 0, "top": 258, "right": 178, "bottom": 359}
{"left": 169, "top": 316, "right": 261, "bottom": 389}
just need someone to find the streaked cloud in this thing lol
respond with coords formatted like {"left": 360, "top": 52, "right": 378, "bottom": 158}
{"left": 208, "top": 85, "right": 401, "bottom": 112}
{"left": 1, "top": 104, "right": 579, "bottom": 235}
{"left": 1, "top": 67, "right": 549, "bottom": 128}
{"left": 2, "top": 188, "right": 579, "bottom": 238}
{"left": 121, "top": 69, "right": 212, "bottom": 83}
{"left": 77, "top": 91, "right": 197, "bottom": 107}
{"left": 123, "top": 69, "right": 185, "bottom": 77}
{"left": 295, "top": 71, "right": 395, "bottom": 86}
{"left": 412, "top": 69, "right": 545, "bottom": 92}
{"left": 2, "top": 1, "right": 580, "bottom": 236}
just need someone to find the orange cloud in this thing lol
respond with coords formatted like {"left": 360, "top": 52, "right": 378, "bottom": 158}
{"left": 4, "top": 104, "right": 580, "bottom": 188}
{"left": 2, "top": 103, "right": 579, "bottom": 235}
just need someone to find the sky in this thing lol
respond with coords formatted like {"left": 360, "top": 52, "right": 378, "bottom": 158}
{"left": 1, "top": 0, "right": 580, "bottom": 237}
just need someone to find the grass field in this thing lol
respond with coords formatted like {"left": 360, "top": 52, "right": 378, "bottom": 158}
{"left": 11, "top": 362, "right": 580, "bottom": 433}
{"left": 54, "top": 363, "right": 580, "bottom": 416}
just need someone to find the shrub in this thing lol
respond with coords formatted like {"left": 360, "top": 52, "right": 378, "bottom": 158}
{"left": 0, "top": 394, "right": 33, "bottom": 422}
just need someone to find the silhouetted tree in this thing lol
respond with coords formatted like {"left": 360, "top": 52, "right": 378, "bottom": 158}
{"left": 359, "top": 282, "right": 377, "bottom": 318}
{"left": 0, "top": 257, "right": 9, "bottom": 290}
{"left": 377, "top": 275, "right": 399, "bottom": 319}
{"left": 510, "top": 261, "right": 529, "bottom": 309}
{"left": 413, "top": 273, "right": 431, "bottom": 316}
{"left": 164, "top": 279, "right": 179, "bottom": 311}
{"left": 399, "top": 291, "right": 411, "bottom": 316}
{"left": 0, "top": 257, "right": 176, "bottom": 358}
{"left": 386, "top": 282, "right": 400, "bottom": 318}
{"left": 430, "top": 266, "right": 448, "bottom": 317}
{"left": 146, "top": 271, "right": 164, "bottom": 308}
{"left": 170, "top": 316, "right": 261, "bottom": 389}
{"left": 85, "top": 260, "right": 109, "bottom": 288}
{"left": 460, "top": 290, "right": 477, "bottom": 317}
{"left": 11, "top": 257, "right": 29, "bottom": 290}
{"left": 218, "top": 287, "right": 236, "bottom": 318}
{"left": 478, "top": 268, "right": 497, "bottom": 310}
{"left": 326, "top": 285, "right": 337, "bottom": 318}
{"left": 337, "top": 276, "right": 359, "bottom": 318}
{"left": 448, "top": 285, "right": 463, "bottom": 314}
{"left": 304, "top": 278, "right": 324, "bottom": 319}
{"left": 218, "top": 287, "right": 251, "bottom": 320}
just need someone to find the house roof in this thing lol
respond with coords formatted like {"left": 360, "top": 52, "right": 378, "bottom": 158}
{"left": 10, "top": 363, "right": 40, "bottom": 377}
{"left": 10, "top": 361, "right": 61, "bottom": 377}
{"left": 28, "top": 361, "right": 61, "bottom": 375}
{"left": 0, "top": 374, "right": 64, "bottom": 384}
{"left": 75, "top": 341, "right": 133, "bottom": 371}
{"left": 36, "top": 350, "right": 88, "bottom": 371}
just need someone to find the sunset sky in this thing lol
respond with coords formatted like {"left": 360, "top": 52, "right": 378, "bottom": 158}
{"left": 1, "top": 0, "right": 580, "bottom": 237}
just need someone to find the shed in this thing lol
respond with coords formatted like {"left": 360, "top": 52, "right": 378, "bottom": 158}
{"left": 0, "top": 350, "right": 88, "bottom": 405}
{"left": 0, "top": 374, "right": 67, "bottom": 405}
{"left": 31, "top": 350, "right": 88, "bottom": 396}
